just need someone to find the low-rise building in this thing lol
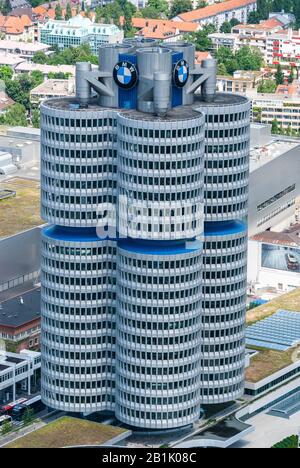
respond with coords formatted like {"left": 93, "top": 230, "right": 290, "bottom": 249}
{"left": 249, "top": 89, "right": 300, "bottom": 131}
{"left": 131, "top": 17, "right": 200, "bottom": 42}
{"left": 15, "top": 62, "right": 75, "bottom": 79}
{"left": 0, "top": 14, "right": 35, "bottom": 41}
{"left": 39, "top": 15, "right": 123, "bottom": 55}
{"left": 248, "top": 225, "right": 300, "bottom": 292}
{"left": 0, "top": 40, "right": 51, "bottom": 62}
{"left": 218, "top": 70, "right": 266, "bottom": 94}
{"left": 248, "top": 124, "right": 300, "bottom": 236}
{"left": 0, "top": 288, "right": 41, "bottom": 353}
{"left": 266, "top": 29, "right": 300, "bottom": 67}
{"left": 232, "top": 17, "right": 284, "bottom": 60}
{"left": 209, "top": 32, "right": 239, "bottom": 51}
{"left": 0, "top": 349, "right": 40, "bottom": 404}
{"left": 30, "top": 78, "right": 75, "bottom": 105}
{"left": 173, "top": 0, "right": 257, "bottom": 31}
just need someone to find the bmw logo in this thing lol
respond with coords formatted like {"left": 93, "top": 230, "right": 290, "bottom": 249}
{"left": 113, "top": 61, "right": 138, "bottom": 89}
{"left": 173, "top": 59, "right": 189, "bottom": 88}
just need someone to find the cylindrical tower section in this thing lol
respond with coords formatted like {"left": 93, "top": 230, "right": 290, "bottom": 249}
{"left": 195, "top": 93, "right": 251, "bottom": 405}
{"left": 201, "top": 221, "right": 248, "bottom": 404}
{"left": 40, "top": 98, "right": 118, "bottom": 229}
{"left": 196, "top": 94, "right": 251, "bottom": 223}
{"left": 41, "top": 226, "right": 117, "bottom": 413}
{"left": 117, "top": 109, "right": 205, "bottom": 241}
{"left": 115, "top": 239, "right": 203, "bottom": 429}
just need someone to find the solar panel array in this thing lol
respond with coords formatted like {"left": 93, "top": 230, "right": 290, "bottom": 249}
{"left": 246, "top": 309, "right": 300, "bottom": 351}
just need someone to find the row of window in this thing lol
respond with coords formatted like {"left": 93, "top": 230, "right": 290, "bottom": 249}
{"left": 119, "top": 124, "right": 202, "bottom": 139}
{"left": 205, "top": 111, "right": 249, "bottom": 123}
{"left": 42, "top": 116, "right": 116, "bottom": 129}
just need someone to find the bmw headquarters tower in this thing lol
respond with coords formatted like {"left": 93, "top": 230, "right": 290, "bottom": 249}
{"left": 40, "top": 41, "right": 250, "bottom": 430}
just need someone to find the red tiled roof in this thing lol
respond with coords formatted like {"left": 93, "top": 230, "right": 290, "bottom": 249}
{"left": 132, "top": 17, "right": 199, "bottom": 33}
{"left": 177, "top": 0, "right": 256, "bottom": 22}
{"left": 195, "top": 51, "right": 212, "bottom": 63}
{"left": 0, "top": 14, "right": 33, "bottom": 35}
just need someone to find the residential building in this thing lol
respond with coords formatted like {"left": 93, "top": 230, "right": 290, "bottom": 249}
{"left": 249, "top": 89, "right": 300, "bottom": 131}
{"left": 15, "top": 62, "right": 75, "bottom": 79}
{"left": 0, "top": 288, "right": 41, "bottom": 353}
{"left": 217, "top": 70, "right": 266, "bottom": 94}
{"left": 0, "top": 14, "right": 35, "bottom": 41}
{"left": 232, "top": 17, "right": 284, "bottom": 61}
{"left": 209, "top": 32, "right": 239, "bottom": 51}
{"left": 0, "top": 40, "right": 51, "bottom": 62}
{"left": 30, "top": 78, "right": 75, "bottom": 105}
{"left": 0, "top": 350, "right": 40, "bottom": 404}
{"left": 131, "top": 17, "right": 200, "bottom": 42}
{"left": 39, "top": 15, "right": 124, "bottom": 55}
{"left": 266, "top": 29, "right": 300, "bottom": 67}
{"left": 173, "top": 0, "right": 257, "bottom": 31}
{"left": 40, "top": 42, "right": 250, "bottom": 427}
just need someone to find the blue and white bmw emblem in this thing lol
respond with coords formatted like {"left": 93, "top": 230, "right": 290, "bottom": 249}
{"left": 113, "top": 61, "right": 138, "bottom": 89}
{"left": 173, "top": 59, "right": 189, "bottom": 88}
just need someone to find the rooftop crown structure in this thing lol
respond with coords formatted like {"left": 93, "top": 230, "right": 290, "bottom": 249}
{"left": 40, "top": 40, "right": 250, "bottom": 429}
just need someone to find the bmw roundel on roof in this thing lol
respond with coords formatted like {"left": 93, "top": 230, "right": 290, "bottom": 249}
{"left": 173, "top": 59, "right": 189, "bottom": 88}
{"left": 113, "top": 61, "right": 138, "bottom": 89}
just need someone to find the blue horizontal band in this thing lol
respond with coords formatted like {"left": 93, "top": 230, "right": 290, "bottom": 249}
{"left": 204, "top": 220, "right": 247, "bottom": 237}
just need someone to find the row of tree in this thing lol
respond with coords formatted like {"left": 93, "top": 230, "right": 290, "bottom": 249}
{"left": 248, "top": 0, "right": 300, "bottom": 27}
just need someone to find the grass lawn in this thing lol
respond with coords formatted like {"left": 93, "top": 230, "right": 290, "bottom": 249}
{"left": 245, "top": 347, "right": 296, "bottom": 383}
{"left": 246, "top": 288, "right": 300, "bottom": 325}
{"left": 0, "top": 178, "right": 43, "bottom": 239}
{"left": 5, "top": 416, "right": 127, "bottom": 448}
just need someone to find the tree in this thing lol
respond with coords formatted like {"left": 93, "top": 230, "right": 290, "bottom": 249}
{"left": 22, "top": 407, "right": 34, "bottom": 426}
{"left": 215, "top": 46, "right": 238, "bottom": 75}
{"left": 32, "top": 51, "right": 48, "bottom": 64}
{"left": 0, "top": 0, "right": 11, "bottom": 15}
{"left": 197, "top": 0, "right": 208, "bottom": 7}
{"left": 55, "top": 3, "right": 63, "bottom": 20}
{"left": 32, "top": 108, "right": 40, "bottom": 128}
{"left": 271, "top": 119, "right": 280, "bottom": 134}
{"left": 1, "top": 419, "right": 12, "bottom": 435}
{"left": 247, "top": 11, "right": 261, "bottom": 24}
{"left": 275, "top": 63, "right": 284, "bottom": 85}
{"left": 30, "top": 70, "right": 44, "bottom": 88}
{"left": 187, "top": 24, "right": 216, "bottom": 51}
{"left": 169, "top": 0, "right": 193, "bottom": 18}
{"left": 220, "top": 21, "right": 231, "bottom": 33}
{"left": 146, "top": 0, "right": 169, "bottom": 16}
{"left": 235, "top": 46, "right": 263, "bottom": 71}
{"left": 258, "top": 79, "right": 276, "bottom": 93}
{"left": 65, "top": 2, "right": 72, "bottom": 20}
{"left": 0, "top": 65, "right": 13, "bottom": 83}
{"left": 0, "top": 103, "right": 28, "bottom": 127}
{"left": 140, "top": 6, "right": 161, "bottom": 18}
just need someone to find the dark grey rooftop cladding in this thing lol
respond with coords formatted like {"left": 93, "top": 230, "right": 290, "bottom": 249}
{"left": 0, "top": 288, "right": 40, "bottom": 328}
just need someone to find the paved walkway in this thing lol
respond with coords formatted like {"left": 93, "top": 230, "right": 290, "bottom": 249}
{"left": 232, "top": 411, "right": 300, "bottom": 448}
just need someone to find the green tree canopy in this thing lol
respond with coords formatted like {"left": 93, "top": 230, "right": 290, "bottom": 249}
{"left": 0, "top": 65, "right": 13, "bottom": 83}
{"left": 0, "top": 103, "right": 28, "bottom": 127}
{"left": 275, "top": 63, "right": 284, "bottom": 85}
{"left": 146, "top": 0, "right": 169, "bottom": 15}
{"left": 169, "top": 0, "right": 193, "bottom": 18}
{"left": 55, "top": 3, "right": 63, "bottom": 20}
{"left": 65, "top": 2, "right": 72, "bottom": 20}
{"left": 257, "top": 79, "right": 277, "bottom": 93}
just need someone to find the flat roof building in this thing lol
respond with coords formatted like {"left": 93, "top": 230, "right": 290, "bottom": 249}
{"left": 0, "top": 349, "right": 40, "bottom": 404}
{"left": 39, "top": 15, "right": 124, "bottom": 55}
{"left": 0, "top": 288, "right": 41, "bottom": 352}
{"left": 30, "top": 78, "right": 75, "bottom": 105}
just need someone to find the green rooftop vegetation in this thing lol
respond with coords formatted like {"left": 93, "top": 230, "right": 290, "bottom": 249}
{"left": 0, "top": 178, "right": 43, "bottom": 239}
{"left": 245, "top": 288, "right": 300, "bottom": 383}
{"left": 272, "top": 435, "right": 298, "bottom": 449}
{"left": 5, "top": 416, "right": 126, "bottom": 448}
{"left": 247, "top": 288, "right": 300, "bottom": 325}
{"left": 245, "top": 346, "right": 297, "bottom": 383}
